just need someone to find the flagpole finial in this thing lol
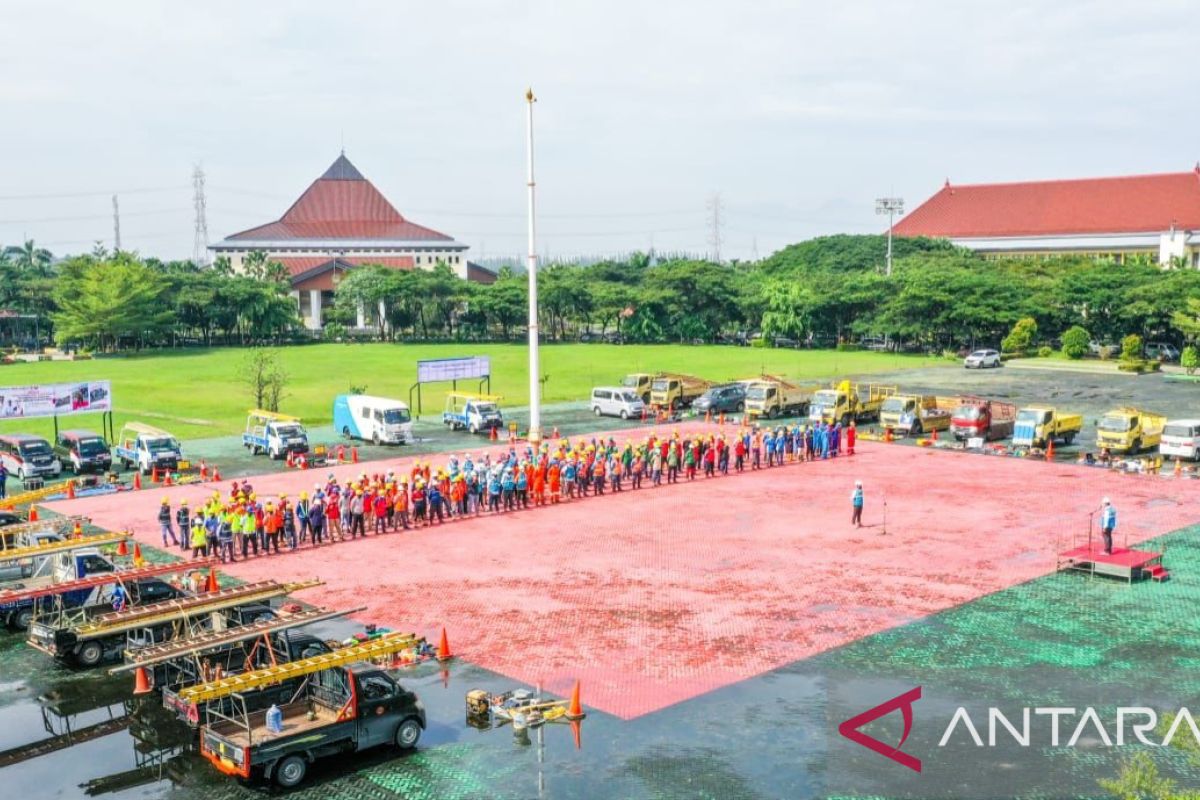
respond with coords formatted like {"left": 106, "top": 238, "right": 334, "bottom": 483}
{"left": 526, "top": 87, "right": 536, "bottom": 103}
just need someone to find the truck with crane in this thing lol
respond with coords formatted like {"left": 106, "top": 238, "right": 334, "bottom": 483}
{"left": 951, "top": 398, "right": 1018, "bottom": 442}
{"left": 241, "top": 410, "right": 310, "bottom": 460}
{"left": 808, "top": 381, "right": 897, "bottom": 426}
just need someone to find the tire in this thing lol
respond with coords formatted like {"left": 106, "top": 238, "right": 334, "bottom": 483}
{"left": 372, "top": 432, "right": 381, "bottom": 446}
{"left": 342, "top": 426, "right": 352, "bottom": 439}
{"left": 1131, "top": 438, "right": 1141, "bottom": 453}
{"left": 594, "top": 407, "right": 602, "bottom": 417}
{"left": 766, "top": 407, "right": 777, "bottom": 420}
{"left": 469, "top": 423, "right": 478, "bottom": 435}
{"left": 736, "top": 402, "right": 745, "bottom": 413}
{"left": 619, "top": 410, "right": 629, "bottom": 420}
{"left": 1064, "top": 432, "right": 1076, "bottom": 445}
{"left": 17, "top": 468, "right": 25, "bottom": 482}
{"left": 274, "top": 755, "right": 307, "bottom": 788}
{"left": 269, "top": 448, "right": 280, "bottom": 460}
{"left": 395, "top": 717, "right": 422, "bottom": 750}
{"left": 671, "top": 399, "right": 680, "bottom": 411}
{"left": 841, "top": 414, "right": 851, "bottom": 428}
{"left": 13, "top": 607, "right": 33, "bottom": 630}
{"left": 911, "top": 421, "right": 922, "bottom": 435}
{"left": 76, "top": 640, "right": 104, "bottom": 667}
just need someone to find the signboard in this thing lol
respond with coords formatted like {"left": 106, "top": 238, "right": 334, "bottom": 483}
{"left": 0, "top": 381, "right": 112, "bottom": 420}
{"left": 967, "top": 436, "right": 984, "bottom": 450}
{"left": 417, "top": 357, "right": 490, "bottom": 384}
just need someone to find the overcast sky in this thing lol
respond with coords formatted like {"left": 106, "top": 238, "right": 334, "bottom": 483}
{"left": 1, "top": 1, "right": 1196, "bottom": 262}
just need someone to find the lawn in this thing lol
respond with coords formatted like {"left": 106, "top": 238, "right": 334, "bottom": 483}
{"left": 0, "top": 344, "right": 945, "bottom": 441}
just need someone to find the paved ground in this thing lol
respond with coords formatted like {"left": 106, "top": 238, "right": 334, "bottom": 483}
{"left": 49, "top": 431, "right": 1200, "bottom": 720}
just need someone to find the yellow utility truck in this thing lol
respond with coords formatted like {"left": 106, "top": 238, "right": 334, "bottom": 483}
{"left": 878, "top": 394, "right": 957, "bottom": 436}
{"left": 1013, "top": 406, "right": 1083, "bottom": 448}
{"left": 808, "top": 381, "right": 897, "bottom": 426}
{"left": 621, "top": 373, "right": 657, "bottom": 405}
{"left": 744, "top": 375, "right": 818, "bottom": 419}
{"left": 1096, "top": 407, "right": 1166, "bottom": 454}
{"left": 648, "top": 373, "right": 714, "bottom": 410}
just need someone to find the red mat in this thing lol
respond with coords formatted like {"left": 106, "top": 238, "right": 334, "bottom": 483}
{"left": 48, "top": 433, "right": 1200, "bottom": 719}
{"left": 1058, "top": 544, "right": 1163, "bottom": 568}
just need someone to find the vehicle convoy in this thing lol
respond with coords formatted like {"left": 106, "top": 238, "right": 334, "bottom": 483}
{"left": 0, "top": 527, "right": 68, "bottom": 583}
{"left": 241, "top": 410, "right": 309, "bottom": 460}
{"left": 808, "top": 381, "right": 897, "bottom": 426}
{"left": 950, "top": 398, "right": 1017, "bottom": 442}
{"left": 114, "top": 423, "right": 183, "bottom": 475}
{"left": 0, "top": 534, "right": 119, "bottom": 629}
{"left": 1096, "top": 407, "right": 1166, "bottom": 454}
{"left": 1012, "top": 406, "right": 1083, "bottom": 448}
{"left": 590, "top": 387, "right": 644, "bottom": 419}
{"left": 621, "top": 373, "right": 657, "bottom": 404}
{"left": 744, "top": 376, "right": 816, "bottom": 419}
{"left": 878, "top": 394, "right": 959, "bottom": 435}
{"left": 333, "top": 394, "right": 413, "bottom": 445}
{"left": 53, "top": 429, "right": 113, "bottom": 475}
{"left": 649, "top": 373, "right": 714, "bottom": 410}
{"left": 692, "top": 383, "right": 747, "bottom": 416}
{"left": 1161, "top": 419, "right": 1200, "bottom": 461}
{"left": 27, "top": 578, "right": 314, "bottom": 668}
{"left": 195, "top": 634, "right": 426, "bottom": 787}
{"left": 442, "top": 392, "right": 504, "bottom": 434}
{"left": 0, "top": 433, "right": 63, "bottom": 482}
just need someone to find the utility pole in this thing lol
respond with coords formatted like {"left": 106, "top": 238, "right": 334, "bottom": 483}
{"left": 525, "top": 87, "right": 542, "bottom": 446}
{"left": 112, "top": 195, "right": 121, "bottom": 252}
{"left": 193, "top": 164, "right": 210, "bottom": 267}
{"left": 875, "top": 196, "right": 904, "bottom": 276}
{"left": 706, "top": 193, "right": 724, "bottom": 264}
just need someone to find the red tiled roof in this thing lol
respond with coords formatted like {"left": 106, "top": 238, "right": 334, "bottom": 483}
{"left": 893, "top": 168, "right": 1200, "bottom": 238}
{"left": 226, "top": 155, "right": 454, "bottom": 243}
{"left": 275, "top": 256, "right": 415, "bottom": 278}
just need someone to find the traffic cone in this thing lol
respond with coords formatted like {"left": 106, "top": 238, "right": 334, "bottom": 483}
{"left": 133, "top": 543, "right": 144, "bottom": 567}
{"left": 351, "top": 447, "right": 359, "bottom": 464}
{"left": 151, "top": 466, "right": 159, "bottom": 483}
{"left": 1176, "top": 457, "right": 1183, "bottom": 476}
{"left": 437, "top": 627, "right": 452, "bottom": 660}
{"left": 206, "top": 568, "right": 219, "bottom": 593}
{"left": 117, "top": 537, "right": 129, "bottom": 557}
{"left": 489, "top": 426, "right": 498, "bottom": 442}
{"left": 286, "top": 450, "right": 295, "bottom": 468}
{"left": 132, "top": 666, "right": 153, "bottom": 695}
{"left": 552, "top": 426, "right": 560, "bottom": 440}
{"left": 212, "top": 465, "right": 221, "bottom": 482}
{"left": 566, "top": 680, "right": 585, "bottom": 719}
{"left": 705, "top": 409, "right": 712, "bottom": 424}
{"left": 931, "top": 427, "right": 938, "bottom": 443}
{"left": 66, "top": 481, "right": 76, "bottom": 500}
{"left": 28, "top": 506, "right": 38, "bottom": 523}
{"left": 719, "top": 412, "right": 725, "bottom": 426}
{"left": 73, "top": 521, "right": 83, "bottom": 539}
{"left": 133, "top": 472, "right": 142, "bottom": 490}
{"left": 1046, "top": 438, "right": 1055, "bottom": 460}
{"left": 164, "top": 471, "right": 173, "bottom": 487}
{"left": 199, "top": 461, "right": 208, "bottom": 481}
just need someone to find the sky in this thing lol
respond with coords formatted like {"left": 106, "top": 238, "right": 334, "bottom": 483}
{"left": 1, "top": 0, "right": 1196, "bottom": 263}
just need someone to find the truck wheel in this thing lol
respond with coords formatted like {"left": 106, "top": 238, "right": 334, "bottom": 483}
{"left": 76, "top": 641, "right": 104, "bottom": 667}
{"left": 372, "top": 432, "right": 381, "bottom": 446}
{"left": 274, "top": 755, "right": 307, "bottom": 788}
{"left": 671, "top": 399, "right": 681, "bottom": 411}
{"left": 395, "top": 717, "right": 422, "bottom": 750}
{"left": 13, "top": 608, "right": 32, "bottom": 630}
{"left": 594, "top": 406, "right": 602, "bottom": 417}
{"left": 1064, "top": 432, "right": 1076, "bottom": 445}
{"left": 342, "top": 426, "right": 352, "bottom": 439}
{"left": 911, "top": 421, "right": 922, "bottom": 435}
{"left": 766, "top": 407, "right": 777, "bottom": 420}
{"left": 1131, "top": 438, "right": 1141, "bottom": 453}
{"left": 620, "top": 409, "right": 629, "bottom": 420}
{"left": 469, "top": 423, "right": 478, "bottom": 434}
{"left": 841, "top": 414, "right": 851, "bottom": 428}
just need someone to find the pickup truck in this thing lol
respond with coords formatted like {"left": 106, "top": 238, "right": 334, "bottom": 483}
{"left": 442, "top": 393, "right": 504, "bottom": 434}
{"left": 242, "top": 411, "right": 310, "bottom": 460}
{"left": 951, "top": 398, "right": 1017, "bottom": 442}
{"left": 114, "top": 423, "right": 183, "bottom": 476}
{"left": 201, "top": 664, "right": 425, "bottom": 787}
{"left": 1, "top": 545, "right": 115, "bottom": 630}
{"left": 879, "top": 395, "right": 955, "bottom": 436}
{"left": 1096, "top": 407, "right": 1166, "bottom": 454}
{"left": 1012, "top": 406, "right": 1083, "bottom": 449}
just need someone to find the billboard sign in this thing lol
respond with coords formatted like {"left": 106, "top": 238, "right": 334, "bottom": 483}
{"left": 0, "top": 381, "right": 113, "bottom": 420}
{"left": 417, "top": 356, "right": 491, "bottom": 384}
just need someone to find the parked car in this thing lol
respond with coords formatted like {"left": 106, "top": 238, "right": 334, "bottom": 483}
{"left": 590, "top": 387, "right": 645, "bottom": 419}
{"left": 0, "top": 434, "right": 63, "bottom": 482}
{"left": 693, "top": 384, "right": 747, "bottom": 415}
{"left": 54, "top": 430, "right": 113, "bottom": 475}
{"left": 964, "top": 349, "right": 1002, "bottom": 369}
{"left": 860, "top": 336, "right": 889, "bottom": 351}
{"left": 1145, "top": 342, "right": 1180, "bottom": 362}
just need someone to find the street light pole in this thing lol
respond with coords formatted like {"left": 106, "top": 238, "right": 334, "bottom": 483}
{"left": 525, "top": 88, "right": 542, "bottom": 447}
{"left": 875, "top": 196, "right": 905, "bottom": 277}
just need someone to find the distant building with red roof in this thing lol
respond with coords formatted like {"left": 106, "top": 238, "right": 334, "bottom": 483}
{"left": 893, "top": 167, "right": 1200, "bottom": 267}
{"left": 211, "top": 154, "right": 493, "bottom": 329}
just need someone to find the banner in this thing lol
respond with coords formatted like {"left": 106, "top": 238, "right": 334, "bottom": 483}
{"left": 0, "top": 381, "right": 112, "bottom": 420}
{"left": 417, "top": 356, "right": 491, "bottom": 384}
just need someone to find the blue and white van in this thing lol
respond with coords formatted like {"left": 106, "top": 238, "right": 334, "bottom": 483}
{"left": 333, "top": 395, "right": 413, "bottom": 445}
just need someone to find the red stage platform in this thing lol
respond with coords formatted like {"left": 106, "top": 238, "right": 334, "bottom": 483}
{"left": 1056, "top": 544, "right": 1167, "bottom": 583}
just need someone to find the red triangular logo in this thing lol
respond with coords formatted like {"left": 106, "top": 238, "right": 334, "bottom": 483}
{"left": 838, "top": 686, "right": 922, "bottom": 772}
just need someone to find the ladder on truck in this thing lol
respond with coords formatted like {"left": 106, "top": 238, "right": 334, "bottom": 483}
{"left": 0, "top": 559, "right": 210, "bottom": 605}
{"left": 178, "top": 632, "right": 420, "bottom": 704}
{"left": 110, "top": 605, "right": 364, "bottom": 672}
{"left": 0, "top": 515, "right": 92, "bottom": 545}
{"left": 69, "top": 579, "right": 322, "bottom": 641}
{"left": 0, "top": 530, "right": 123, "bottom": 562}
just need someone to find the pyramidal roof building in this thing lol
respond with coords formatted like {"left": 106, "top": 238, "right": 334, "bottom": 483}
{"left": 210, "top": 154, "right": 494, "bottom": 330}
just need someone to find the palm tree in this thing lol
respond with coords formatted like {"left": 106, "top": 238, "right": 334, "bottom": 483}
{"left": 4, "top": 239, "right": 53, "bottom": 275}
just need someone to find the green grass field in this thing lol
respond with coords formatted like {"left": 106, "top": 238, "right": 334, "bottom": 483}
{"left": 0, "top": 344, "right": 944, "bottom": 440}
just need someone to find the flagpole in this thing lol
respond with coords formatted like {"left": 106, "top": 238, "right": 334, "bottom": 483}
{"left": 526, "top": 87, "right": 542, "bottom": 447}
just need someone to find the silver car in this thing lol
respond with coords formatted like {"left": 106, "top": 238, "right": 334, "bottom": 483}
{"left": 964, "top": 349, "right": 1001, "bottom": 369}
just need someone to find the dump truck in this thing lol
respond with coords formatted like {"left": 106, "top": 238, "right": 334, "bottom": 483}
{"left": 649, "top": 373, "right": 714, "bottom": 410}
{"left": 1096, "top": 407, "right": 1167, "bottom": 454}
{"left": 621, "top": 373, "right": 657, "bottom": 404}
{"left": 114, "top": 423, "right": 183, "bottom": 476}
{"left": 950, "top": 398, "right": 1017, "bottom": 442}
{"left": 744, "top": 376, "right": 817, "bottom": 419}
{"left": 442, "top": 392, "right": 504, "bottom": 434}
{"left": 242, "top": 410, "right": 309, "bottom": 460}
{"left": 808, "top": 381, "right": 897, "bottom": 426}
{"left": 196, "top": 635, "right": 425, "bottom": 787}
{"left": 879, "top": 394, "right": 957, "bottom": 435}
{"left": 1012, "top": 406, "right": 1083, "bottom": 448}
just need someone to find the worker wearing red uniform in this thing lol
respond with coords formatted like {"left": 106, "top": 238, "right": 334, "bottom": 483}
{"left": 847, "top": 422, "right": 856, "bottom": 456}
{"left": 547, "top": 462, "right": 561, "bottom": 503}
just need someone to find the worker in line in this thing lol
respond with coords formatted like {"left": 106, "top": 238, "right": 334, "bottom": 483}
{"left": 349, "top": 491, "right": 366, "bottom": 538}
{"left": 1100, "top": 497, "right": 1117, "bottom": 555}
{"left": 282, "top": 498, "right": 297, "bottom": 549}
{"left": 321, "top": 491, "right": 337, "bottom": 542}
{"left": 515, "top": 464, "right": 529, "bottom": 507}
{"left": 175, "top": 500, "right": 191, "bottom": 552}
{"left": 0, "top": 461, "right": 7, "bottom": 500}
{"left": 205, "top": 511, "right": 220, "bottom": 559}
{"left": 846, "top": 421, "right": 857, "bottom": 456}
{"left": 427, "top": 481, "right": 445, "bottom": 525}
{"left": 851, "top": 480, "right": 865, "bottom": 528}
{"left": 217, "top": 510, "right": 235, "bottom": 562}
{"left": 264, "top": 502, "right": 282, "bottom": 554}
{"left": 190, "top": 514, "right": 208, "bottom": 559}
{"left": 296, "top": 492, "right": 310, "bottom": 544}
{"left": 394, "top": 481, "right": 411, "bottom": 529}
{"left": 157, "top": 498, "right": 179, "bottom": 547}
{"left": 373, "top": 491, "right": 389, "bottom": 534}
{"left": 239, "top": 504, "right": 259, "bottom": 558}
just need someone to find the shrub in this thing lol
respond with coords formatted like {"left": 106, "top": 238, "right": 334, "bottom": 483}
{"left": 835, "top": 342, "right": 862, "bottom": 351}
{"left": 1120, "top": 334, "right": 1142, "bottom": 362}
{"left": 1183, "top": 345, "right": 1198, "bottom": 376}
{"left": 1037, "top": 345, "right": 1053, "bottom": 358}
{"left": 750, "top": 337, "right": 768, "bottom": 349}
{"left": 1117, "top": 359, "right": 1161, "bottom": 374}
{"left": 1001, "top": 317, "right": 1038, "bottom": 354}
{"left": 322, "top": 322, "right": 347, "bottom": 342}
{"left": 1060, "top": 326, "right": 1090, "bottom": 359}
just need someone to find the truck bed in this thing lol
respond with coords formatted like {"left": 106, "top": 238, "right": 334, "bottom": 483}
{"left": 209, "top": 700, "right": 341, "bottom": 748}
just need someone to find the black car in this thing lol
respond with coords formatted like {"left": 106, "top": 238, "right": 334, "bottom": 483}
{"left": 693, "top": 383, "right": 747, "bottom": 415}
{"left": 0, "top": 510, "right": 22, "bottom": 528}
{"left": 54, "top": 429, "right": 113, "bottom": 474}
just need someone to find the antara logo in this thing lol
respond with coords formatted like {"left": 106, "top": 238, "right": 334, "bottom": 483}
{"left": 838, "top": 686, "right": 923, "bottom": 773}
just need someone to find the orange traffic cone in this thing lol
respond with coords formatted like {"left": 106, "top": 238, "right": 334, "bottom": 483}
{"left": 489, "top": 426, "right": 498, "bottom": 442}
{"left": 206, "top": 568, "right": 219, "bottom": 593}
{"left": 552, "top": 426, "right": 560, "bottom": 440}
{"left": 212, "top": 465, "right": 221, "bottom": 482}
{"left": 66, "top": 481, "right": 76, "bottom": 500}
{"left": 931, "top": 427, "right": 938, "bottom": 443}
{"left": 133, "top": 472, "right": 142, "bottom": 490}
{"left": 199, "top": 461, "right": 208, "bottom": 481}
{"left": 133, "top": 543, "right": 144, "bottom": 567}
{"left": 1176, "top": 457, "right": 1183, "bottom": 476}
{"left": 884, "top": 428, "right": 894, "bottom": 443}
{"left": 116, "top": 537, "right": 129, "bottom": 557}
{"left": 1046, "top": 437, "right": 1055, "bottom": 460}
{"left": 73, "top": 521, "right": 83, "bottom": 539}
{"left": 286, "top": 450, "right": 295, "bottom": 468}
{"left": 351, "top": 447, "right": 359, "bottom": 464}
{"left": 705, "top": 409, "right": 712, "bottom": 424}
{"left": 164, "top": 471, "right": 173, "bottom": 487}
{"left": 133, "top": 666, "right": 153, "bottom": 695}
{"left": 566, "top": 680, "right": 585, "bottom": 719}
{"left": 437, "top": 627, "right": 452, "bottom": 661}
{"left": 719, "top": 412, "right": 725, "bottom": 426}
{"left": 28, "top": 506, "right": 38, "bottom": 523}
{"left": 151, "top": 466, "right": 159, "bottom": 483}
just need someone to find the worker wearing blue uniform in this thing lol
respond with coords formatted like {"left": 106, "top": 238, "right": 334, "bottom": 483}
{"left": 1100, "top": 497, "right": 1117, "bottom": 555}
{"left": 851, "top": 480, "right": 864, "bottom": 527}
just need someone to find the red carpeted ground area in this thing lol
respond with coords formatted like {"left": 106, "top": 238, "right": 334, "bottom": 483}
{"left": 47, "top": 428, "right": 1200, "bottom": 719}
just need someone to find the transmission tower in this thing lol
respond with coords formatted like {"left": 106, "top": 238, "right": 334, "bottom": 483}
{"left": 192, "top": 164, "right": 210, "bottom": 267}
{"left": 112, "top": 194, "right": 121, "bottom": 252}
{"left": 706, "top": 193, "right": 724, "bottom": 264}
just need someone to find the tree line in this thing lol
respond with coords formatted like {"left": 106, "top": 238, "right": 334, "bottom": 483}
{"left": 2, "top": 235, "right": 1199, "bottom": 353}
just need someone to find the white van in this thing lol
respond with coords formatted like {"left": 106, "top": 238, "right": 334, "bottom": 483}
{"left": 333, "top": 394, "right": 413, "bottom": 445}
{"left": 1161, "top": 419, "right": 1200, "bottom": 461}
{"left": 591, "top": 387, "right": 645, "bottom": 420}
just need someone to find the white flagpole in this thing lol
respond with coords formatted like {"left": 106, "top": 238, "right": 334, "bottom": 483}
{"left": 526, "top": 88, "right": 541, "bottom": 446}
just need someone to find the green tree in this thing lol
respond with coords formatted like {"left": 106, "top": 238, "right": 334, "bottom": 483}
{"left": 1182, "top": 345, "right": 1198, "bottom": 376}
{"left": 4, "top": 239, "right": 54, "bottom": 276}
{"left": 51, "top": 257, "right": 173, "bottom": 350}
{"left": 1122, "top": 333, "right": 1143, "bottom": 362}
{"left": 1061, "top": 325, "right": 1090, "bottom": 359}
{"left": 1002, "top": 317, "right": 1038, "bottom": 354}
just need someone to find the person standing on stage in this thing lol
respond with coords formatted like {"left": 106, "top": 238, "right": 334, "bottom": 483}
{"left": 1100, "top": 497, "right": 1117, "bottom": 555}
{"left": 851, "top": 480, "right": 865, "bottom": 528}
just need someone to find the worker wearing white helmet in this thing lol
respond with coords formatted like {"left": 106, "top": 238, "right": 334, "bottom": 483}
{"left": 1100, "top": 497, "right": 1117, "bottom": 555}
{"left": 851, "top": 480, "right": 865, "bottom": 528}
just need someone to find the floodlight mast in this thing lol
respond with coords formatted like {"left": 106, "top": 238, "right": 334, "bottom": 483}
{"left": 875, "top": 196, "right": 905, "bottom": 277}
